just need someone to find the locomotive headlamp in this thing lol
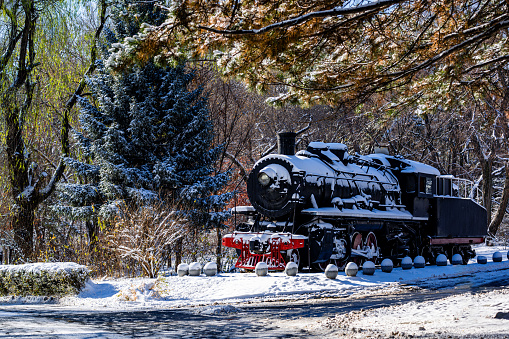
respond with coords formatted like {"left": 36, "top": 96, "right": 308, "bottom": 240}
{"left": 258, "top": 164, "right": 291, "bottom": 188}
{"left": 258, "top": 172, "right": 271, "bottom": 186}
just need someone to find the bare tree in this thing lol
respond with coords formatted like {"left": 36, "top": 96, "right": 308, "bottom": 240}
{"left": 0, "top": 1, "right": 107, "bottom": 260}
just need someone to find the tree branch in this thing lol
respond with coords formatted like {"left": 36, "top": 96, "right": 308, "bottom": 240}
{"left": 224, "top": 151, "right": 248, "bottom": 182}
{"left": 38, "top": 0, "right": 108, "bottom": 202}
{"left": 387, "top": 18, "right": 509, "bottom": 83}
{"left": 198, "top": 0, "right": 405, "bottom": 35}
{"left": 463, "top": 55, "right": 509, "bottom": 74}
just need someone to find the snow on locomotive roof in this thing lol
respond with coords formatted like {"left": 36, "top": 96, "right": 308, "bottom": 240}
{"left": 326, "top": 143, "right": 348, "bottom": 151}
{"left": 307, "top": 142, "right": 348, "bottom": 151}
{"left": 307, "top": 141, "right": 327, "bottom": 149}
{"left": 366, "top": 154, "right": 440, "bottom": 176}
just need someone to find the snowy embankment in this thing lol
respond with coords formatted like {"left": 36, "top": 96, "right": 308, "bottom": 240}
{"left": 40, "top": 244, "right": 508, "bottom": 311}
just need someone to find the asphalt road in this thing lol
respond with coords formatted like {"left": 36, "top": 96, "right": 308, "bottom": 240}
{"left": 1, "top": 272, "right": 509, "bottom": 339}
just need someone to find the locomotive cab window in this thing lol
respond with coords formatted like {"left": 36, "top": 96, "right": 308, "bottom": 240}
{"left": 406, "top": 175, "right": 417, "bottom": 193}
{"left": 418, "top": 175, "right": 435, "bottom": 196}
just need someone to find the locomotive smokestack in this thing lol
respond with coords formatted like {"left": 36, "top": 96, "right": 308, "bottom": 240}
{"left": 277, "top": 132, "right": 297, "bottom": 155}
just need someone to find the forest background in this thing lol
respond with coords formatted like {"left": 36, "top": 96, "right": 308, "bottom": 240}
{"left": 0, "top": 0, "right": 508, "bottom": 278}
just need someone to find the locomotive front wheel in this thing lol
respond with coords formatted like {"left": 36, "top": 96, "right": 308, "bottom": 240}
{"left": 286, "top": 249, "right": 301, "bottom": 269}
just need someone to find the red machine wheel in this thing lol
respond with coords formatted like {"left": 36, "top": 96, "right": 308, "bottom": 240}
{"left": 364, "top": 232, "right": 379, "bottom": 264}
{"left": 351, "top": 232, "right": 363, "bottom": 265}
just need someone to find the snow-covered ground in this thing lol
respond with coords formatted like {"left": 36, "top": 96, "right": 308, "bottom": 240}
{"left": 45, "top": 244, "right": 507, "bottom": 311}
{"left": 0, "top": 243, "right": 504, "bottom": 310}
{"left": 1, "top": 244, "right": 509, "bottom": 338}
{"left": 316, "top": 287, "right": 509, "bottom": 338}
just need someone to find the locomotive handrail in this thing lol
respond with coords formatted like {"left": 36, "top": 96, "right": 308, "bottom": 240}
{"left": 307, "top": 151, "right": 398, "bottom": 182}
{"left": 304, "top": 173, "right": 399, "bottom": 188}
{"left": 435, "top": 175, "right": 482, "bottom": 203}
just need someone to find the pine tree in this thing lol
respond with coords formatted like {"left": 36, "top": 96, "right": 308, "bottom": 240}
{"left": 56, "top": 60, "right": 230, "bottom": 221}
{"left": 54, "top": 1, "right": 231, "bottom": 237}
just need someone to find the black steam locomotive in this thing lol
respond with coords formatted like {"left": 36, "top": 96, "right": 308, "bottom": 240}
{"left": 222, "top": 133, "right": 487, "bottom": 270}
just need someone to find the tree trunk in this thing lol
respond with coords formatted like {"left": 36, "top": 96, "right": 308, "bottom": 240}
{"left": 12, "top": 204, "right": 36, "bottom": 260}
{"left": 175, "top": 238, "right": 182, "bottom": 268}
{"left": 482, "top": 156, "right": 494, "bottom": 224}
{"left": 166, "top": 247, "right": 172, "bottom": 269}
{"left": 86, "top": 221, "right": 98, "bottom": 253}
{"left": 488, "top": 163, "right": 509, "bottom": 236}
{"left": 472, "top": 132, "right": 494, "bottom": 227}
{"left": 216, "top": 226, "right": 222, "bottom": 272}
{"left": 5, "top": 85, "right": 34, "bottom": 259}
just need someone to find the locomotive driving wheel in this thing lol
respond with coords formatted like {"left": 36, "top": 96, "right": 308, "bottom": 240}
{"left": 315, "top": 235, "right": 351, "bottom": 271}
{"left": 351, "top": 232, "right": 379, "bottom": 266}
{"left": 365, "top": 232, "right": 379, "bottom": 264}
{"left": 351, "top": 232, "right": 363, "bottom": 265}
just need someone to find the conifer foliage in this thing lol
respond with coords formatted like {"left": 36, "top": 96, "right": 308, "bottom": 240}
{"left": 56, "top": 61, "right": 229, "bottom": 227}
{"left": 109, "top": 0, "right": 509, "bottom": 109}
{"left": 54, "top": 1, "right": 231, "bottom": 233}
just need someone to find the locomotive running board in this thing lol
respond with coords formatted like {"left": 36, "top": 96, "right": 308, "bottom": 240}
{"left": 301, "top": 207, "right": 428, "bottom": 221}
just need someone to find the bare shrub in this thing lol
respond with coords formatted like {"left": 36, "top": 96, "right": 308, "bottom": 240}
{"left": 107, "top": 204, "right": 187, "bottom": 278}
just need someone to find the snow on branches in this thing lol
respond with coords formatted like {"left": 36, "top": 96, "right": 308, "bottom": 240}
{"left": 107, "top": 0, "right": 509, "bottom": 110}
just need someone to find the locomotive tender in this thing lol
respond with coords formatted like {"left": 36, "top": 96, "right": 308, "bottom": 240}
{"left": 222, "top": 133, "right": 487, "bottom": 271}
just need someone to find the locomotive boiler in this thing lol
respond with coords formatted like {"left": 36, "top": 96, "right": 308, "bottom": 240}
{"left": 222, "top": 133, "right": 487, "bottom": 271}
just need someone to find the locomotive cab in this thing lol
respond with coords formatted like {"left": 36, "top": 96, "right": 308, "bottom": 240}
{"left": 366, "top": 154, "right": 439, "bottom": 218}
{"left": 399, "top": 173, "right": 435, "bottom": 218}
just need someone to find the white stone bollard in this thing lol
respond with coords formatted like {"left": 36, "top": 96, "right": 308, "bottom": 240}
{"left": 324, "top": 264, "right": 338, "bottom": 279}
{"left": 401, "top": 256, "right": 413, "bottom": 270}
{"left": 177, "top": 263, "right": 189, "bottom": 277}
{"left": 436, "top": 254, "right": 448, "bottom": 266}
{"left": 381, "top": 258, "right": 393, "bottom": 273}
{"left": 345, "top": 262, "right": 358, "bottom": 277}
{"left": 493, "top": 251, "right": 503, "bottom": 262}
{"left": 451, "top": 254, "right": 463, "bottom": 265}
{"left": 255, "top": 262, "right": 268, "bottom": 276}
{"left": 414, "top": 256, "right": 425, "bottom": 268}
{"left": 285, "top": 262, "right": 298, "bottom": 276}
{"left": 203, "top": 262, "right": 217, "bottom": 276}
{"left": 362, "top": 261, "right": 375, "bottom": 275}
{"left": 188, "top": 262, "right": 202, "bottom": 276}
{"left": 477, "top": 255, "right": 487, "bottom": 264}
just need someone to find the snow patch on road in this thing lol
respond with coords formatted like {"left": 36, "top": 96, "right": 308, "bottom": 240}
{"left": 196, "top": 305, "right": 240, "bottom": 315}
{"left": 320, "top": 288, "right": 509, "bottom": 338}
